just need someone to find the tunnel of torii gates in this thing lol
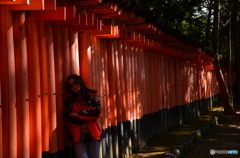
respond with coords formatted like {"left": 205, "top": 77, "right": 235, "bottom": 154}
{"left": 0, "top": 0, "right": 235, "bottom": 158}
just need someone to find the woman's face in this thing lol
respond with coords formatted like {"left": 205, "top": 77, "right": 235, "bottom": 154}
{"left": 68, "top": 78, "right": 81, "bottom": 93}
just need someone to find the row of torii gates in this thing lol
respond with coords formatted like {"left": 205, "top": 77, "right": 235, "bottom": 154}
{"left": 0, "top": 0, "right": 235, "bottom": 158}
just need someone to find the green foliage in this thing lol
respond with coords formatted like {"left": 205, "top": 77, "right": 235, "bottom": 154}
{"left": 178, "top": 15, "right": 207, "bottom": 43}
{"left": 133, "top": 0, "right": 235, "bottom": 63}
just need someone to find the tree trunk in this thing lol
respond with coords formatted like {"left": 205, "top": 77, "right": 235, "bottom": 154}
{"left": 205, "top": 0, "right": 213, "bottom": 48}
{"left": 212, "top": 0, "right": 237, "bottom": 115}
{"left": 233, "top": 0, "right": 240, "bottom": 103}
{"left": 159, "top": 0, "right": 163, "bottom": 18}
{"left": 213, "top": 56, "right": 236, "bottom": 115}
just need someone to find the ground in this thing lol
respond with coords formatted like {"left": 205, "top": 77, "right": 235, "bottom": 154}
{"left": 132, "top": 105, "right": 240, "bottom": 158}
{"left": 185, "top": 115, "right": 240, "bottom": 158}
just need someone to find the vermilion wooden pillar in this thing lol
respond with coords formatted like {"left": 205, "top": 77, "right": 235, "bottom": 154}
{"left": 26, "top": 13, "right": 42, "bottom": 158}
{"left": 106, "top": 38, "right": 118, "bottom": 158}
{"left": 150, "top": 53, "right": 154, "bottom": 110}
{"left": 101, "top": 39, "right": 111, "bottom": 158}
{"left": 52, "top": 25, "right": 64, "bottom": 152}
{"left": 181, "top": 62, "right": 187, "bottom": 105}
{"left": 0, "top": 6, "right": 7, "bottom": 158}
{"left": 12, "top": 11, "right": 30, "bottom": 158}
{"left": 0, "top": 74, "right": 2, "bottom": 158}
{"left": 131, "top": 46, "right": 136, "bottom": 118}
{"left": 205, "top": 69, "right": 209, "bottom": 99}
{"left": 69, "top": 27, "right": 80, "bottom": 75}
{"left": 153, "top": 53, "right": 159, "bottom": 112}
{"left": 45, "top": 21, "right": 57, "bottom": 154}
{"left": 37, "top": 21, "right": 49, "bottom": 154}
{"left": 158, "top": 54, "right": 162, "bottom": 111}
{"left": 112, "top": 39, "right": 122, "bottom": 123}
{"left": 196, "top": 66, "right": 200, "bottom": 103}
{"left": 207, "top": 70, "right": 211, "bottom": 99}
{"left": 133, "top": 47, "right": 139, "bottom": 153}
{"left": 89, "top": 35, "right": 102, "bottom": 156}
{"left": 132, "top": 45, "right": 136, "bottom": 119}
{"left": 174, "top": 56, "right": 179, "bottom": 107}
{"left": 142, "top": 51, "right": 147, "bottom": 116}
{"left": 202, "top": 69, "right": 206, "bottom": 100}
{"left": 89, "top": 35, "right": 97, "bottom": 90}
{"left": 212, "top": 71, "right": 216, "bottom": 96}
{"left": 117, "top": 40, "right": 127, "bottom": 122}
{"left": 191, "top": 65, "right": 194, "bottom": 103}
{"left": 166, "top": 56, "right": 171, "bottom": 110}
{"left": 186, "top": 62, "right": 191, "bottom": 104}
{"left": 89, "top": 38, "right": 98, "bottom": 100}
{"left": 79, "top": 32, "right": 92, "bottom": 87}
{"left": 99, "top": 39, "right": 109, "bottom": 128}
{"left": 179, "top": 59, "right": 184, "bottom": 123}
{"left": 129, "top": 43, "right": 135, "bottom": 154}
{"left": 160, "top": 55, "right": 165, "bottom": 110}
{"left": 199, "top": 67, "right": 203, "bottom": 100}
{"left": 106, "top": 39, "right": 117, "bottom": 127}
{"left": 95, "top": 36, "right": 101, "bottom": 94}
{"left": 158, "top": 54, "right": 163, "bottom": 111}
{"left": 162, "top": 56, "right": 167, "bottom": 109}
{"left": 98, "top": 38, "right": 107, "bottom": 158}
{"left": 60, "top": 26, "right": 71, "bottom": 82}
{"left": 142, "top": 50, "right": 146, "bottom": 116}
{"left": 137, "top": 49, "right": 144, "bottom": 119}
{"left": 198, "top": 67, "right": 202, "bottom": 100}
{"left": 170, "top": 57, "right": 176, "bottom": 109}
{"left": 115, "top": 39, "right": 127, "bottom": 156}
{"left": 121, "top": 41, "right": 131, "bottom": 155}
{"left": 117, "top": 39, "right": 128, "bottom": 156}
{"left": 127, "top": 43, "right": 131, "bottom": 120}
{"left": 135, "top": 49, "right": 140, "bottom": 118}
{"left": 194, "top": 65, "right": 198, "bottom": 102}
{"left": 190, "top": 65, "right": 194, "bottom": 103}
{"left": 122, "top": 42, "right": 130, "bottom": 121}
{"left": 0, "top": 6, "right": 17, "bottom": 158}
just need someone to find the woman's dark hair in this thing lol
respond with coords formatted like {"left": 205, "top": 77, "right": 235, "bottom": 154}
{"left": 66, "top": 74, "right": 96, "bottom": 101}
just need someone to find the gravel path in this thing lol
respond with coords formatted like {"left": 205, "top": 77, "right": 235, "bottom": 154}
{"left": 185, "top": 115, "right": 240, "bottom": 158}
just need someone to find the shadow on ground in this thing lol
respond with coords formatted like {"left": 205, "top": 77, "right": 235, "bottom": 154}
{"left": 185, "top": 114, "right": 240, "bottom": 158}
{"left": 132, "top": 105, "right": 240, "bottom": 158}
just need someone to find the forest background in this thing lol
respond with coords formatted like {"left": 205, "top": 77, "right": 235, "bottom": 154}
{"left": 131, "top": 0, "right": 240, "bottom": 115}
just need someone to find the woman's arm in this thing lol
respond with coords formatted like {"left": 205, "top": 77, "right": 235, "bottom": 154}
{"left": 64, "top": 98, "right": 87, "bottom": 125}
{"left": 76, "top": 95, "right": 102, "bottom": 120}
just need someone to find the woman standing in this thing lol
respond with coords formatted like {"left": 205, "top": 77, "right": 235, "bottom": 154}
{"left": 65, "top": 74, "right": 104, "bottom": 158}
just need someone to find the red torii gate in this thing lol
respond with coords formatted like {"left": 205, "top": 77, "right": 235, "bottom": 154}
{"left": 0, "top": 0, "right": 234, "bottom": 158}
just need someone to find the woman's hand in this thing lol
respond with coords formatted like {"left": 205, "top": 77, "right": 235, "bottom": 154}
{"left": 70, "top": 112, "right": 78, "bottom": 117}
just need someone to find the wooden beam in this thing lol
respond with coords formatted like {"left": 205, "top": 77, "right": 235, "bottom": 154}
{"left": 140, "top": 40, "right": 161, "bottom": 50}
{"left": 76, "top": 2, "right": 118, "bottom": 13}
{"left": 9, "top": 0, "right": 44, "bottom": 10}
{"left": 89, "top": 25, "right": 119, "bottom": 38}
{"left": 119, "top": 30, "right": 135, "bottom": 41}
{"left": 125, "top": 23, "right": 153, "bottom": 31}
{"left": 72, "top": 0, "right": 101, "bottom": 5}
{"left": 112, "top": 11, "right": 135, "bottom": 20}
{"left": 51, "top": 14, "right": 80, "bottom": 26}
{"left": 97, "top": 9, "right": 122, "bottom": 19}
{"left": 66, "top": 5, "right": 76, "bottom": 18}
{"left": 118, "top": 16, "right": 145, "bottom": 24}
{"left": 129, "top": 35, "right": 150, "bottom": 47}
{"left": 73, "top": 19, "right": 101, "bottom": 31}
{"left": 8, "top": 0, "right": 55, "bottom": 10}
{"left": 44, "top": 0, "right": 56, "bottom": 10}
{"left": 79, "top": 13, "right": 95, "bottom": 25}
{"left": 34, "top": 7, "right": 66, "bottom": 21}
{"left": 0, "top": 0, "right": 29, "bottom": 5}
{"left": 86, "top": 13, "right": 94, "bottom": 25}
